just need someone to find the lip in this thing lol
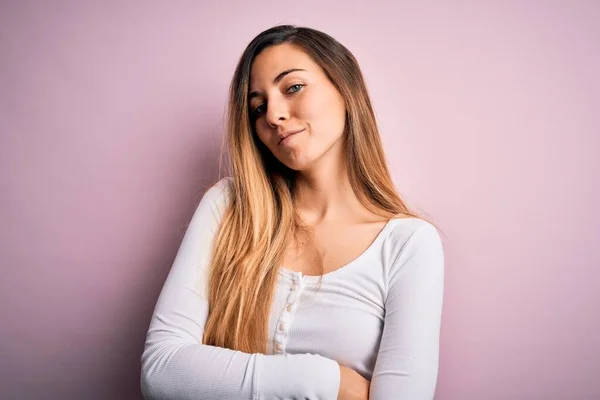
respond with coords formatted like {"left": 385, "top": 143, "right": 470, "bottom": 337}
{"left": 278, "top": 128, "right": 305, "bottom": 144}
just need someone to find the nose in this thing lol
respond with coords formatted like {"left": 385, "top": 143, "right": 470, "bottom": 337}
{"left": 265, "top": 96, "right": 290, "bottom": 128}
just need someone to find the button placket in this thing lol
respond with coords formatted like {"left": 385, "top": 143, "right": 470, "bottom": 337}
{"left": 273, "top": 274, "right": 303, "bottom": 354}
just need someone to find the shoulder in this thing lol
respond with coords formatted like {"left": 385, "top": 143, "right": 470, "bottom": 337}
{"left": 203, "top": 176, "right": 234, "bottom": 202}
{"left": 385, "top": 217, "right": 442, "bottom": 247}
{"left": 198, "top": 177, "right": 233, "bottom": 210}
{"left": 190, "top": 177, "right": 234, "bottom": 226}
{"left": 383, "top": 217, "right": 444, "bottom": 271}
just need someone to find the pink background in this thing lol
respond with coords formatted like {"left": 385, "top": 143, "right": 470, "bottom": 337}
{"left": 1, "top": 1, "right": 598, "bottom": 399}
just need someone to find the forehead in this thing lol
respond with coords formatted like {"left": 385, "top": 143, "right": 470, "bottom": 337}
{"left": 249, "top": 43, "right": 317, "bottom": 87}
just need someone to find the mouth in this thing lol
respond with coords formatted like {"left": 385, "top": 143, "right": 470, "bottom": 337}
{"left": 278, "top": 129, "right": 305, "bottom": 145}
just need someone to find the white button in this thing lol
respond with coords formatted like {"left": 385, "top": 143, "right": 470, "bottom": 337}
{"left": 291, "top": 283, "right": 297, "bottom": 291}
{"left": 275, "top": 343, "right": 282, "bottom": 351}
{"left": 286, "top": 303, "right": 294, "bottom": 312}
{"left": 279, "top": 323, "right": 285, "bottom": 331}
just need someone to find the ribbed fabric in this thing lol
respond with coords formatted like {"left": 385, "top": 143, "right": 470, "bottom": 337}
{"left": 141, "top": 177, "right": 444, "bottom": 400}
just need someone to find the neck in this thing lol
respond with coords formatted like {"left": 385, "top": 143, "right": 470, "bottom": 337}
{"left": 293, "top": 148, "right": 362, "bottom": 225}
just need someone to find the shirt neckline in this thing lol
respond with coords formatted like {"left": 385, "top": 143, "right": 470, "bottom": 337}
{"left": 277, "top": 217, "right": 402, "bottom": 284}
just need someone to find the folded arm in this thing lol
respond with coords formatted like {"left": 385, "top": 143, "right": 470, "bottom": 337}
{"left": 141, "top": 179, "right": 340, "bottom": 399}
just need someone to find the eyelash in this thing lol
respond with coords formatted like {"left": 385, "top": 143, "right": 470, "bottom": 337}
{"left": 251, "top": 84, "right": 305, "bottom": 118}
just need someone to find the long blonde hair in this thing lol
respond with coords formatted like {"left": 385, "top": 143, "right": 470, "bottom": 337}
{"left": 202, "top": 25, "right": 428, "bottom": 354}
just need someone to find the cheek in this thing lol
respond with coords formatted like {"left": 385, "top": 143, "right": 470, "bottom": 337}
{"left": 253, "top": 119, "right": 269, "bottom": 142}
{"left": 255, "top": 130, "right": 274, "bottom": 152}
{"left": 303, "top": 91, "right": 346, "bottom": 138}
{"left": 301, "top": 91, "right": 330, "bottom": 120}
{"left": 255, "top": 127, "right": 282, "bottom": 159}
{"left": 255, "top": 129, "right": 267, "bottom": 145}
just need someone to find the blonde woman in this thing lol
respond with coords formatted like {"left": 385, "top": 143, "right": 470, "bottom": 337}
{"left": 141, "top": 25, "right": 445, "bottom": 400}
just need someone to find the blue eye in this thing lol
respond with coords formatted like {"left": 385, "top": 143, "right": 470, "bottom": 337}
{"left": 251, "top": 84, "right": 304, "bottom": 118}
{"left": 288, "top": 84, "right": 304, "bottom": 93}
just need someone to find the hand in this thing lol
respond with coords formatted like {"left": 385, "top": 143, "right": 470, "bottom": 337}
{"left": 337, "top": 364, "right": 370, "bottom": 400}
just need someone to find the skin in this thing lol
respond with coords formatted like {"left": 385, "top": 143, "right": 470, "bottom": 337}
{"left": 249, "top": 42, "right": 388, "bottom": 271}
{"left": 249, "top": 43, "right": 379, "bottom": 400}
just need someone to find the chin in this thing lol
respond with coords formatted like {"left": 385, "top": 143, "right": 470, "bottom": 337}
{"left": 279, "top": 158, "right": 312, "bottom": 172}
{"left": 275, "top": 152, "right": 315, "bottom": 172}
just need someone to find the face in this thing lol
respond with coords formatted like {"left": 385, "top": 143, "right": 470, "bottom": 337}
{"left": 248, "top": 43, "right": 347, "bottom": 171}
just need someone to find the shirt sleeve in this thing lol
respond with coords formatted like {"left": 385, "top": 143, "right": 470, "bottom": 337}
{"left": 369, "top": 222, "right": 445, "bottom": 400}
{"left": 140, "top": 178, "right": 341, "bottom": 400}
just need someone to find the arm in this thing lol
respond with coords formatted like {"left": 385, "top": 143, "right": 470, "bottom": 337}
{"left": 369, "top": 222, "right": 445, "bottom": 400}
{"left": 141, "top": 178, "right": 340, "bottom": 400}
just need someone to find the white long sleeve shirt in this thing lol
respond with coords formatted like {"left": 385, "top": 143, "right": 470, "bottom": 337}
{"left": 141, "top": 177, "right": 445, "bottom": 400}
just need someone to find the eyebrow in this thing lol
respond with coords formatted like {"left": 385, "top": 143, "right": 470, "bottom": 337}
{"left": 248, "top": 68, "right": 307, "bottom": 100}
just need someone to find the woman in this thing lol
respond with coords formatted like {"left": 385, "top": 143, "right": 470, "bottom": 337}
{"left": 141, "top": 25, "right": 444, "bottom": 400}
